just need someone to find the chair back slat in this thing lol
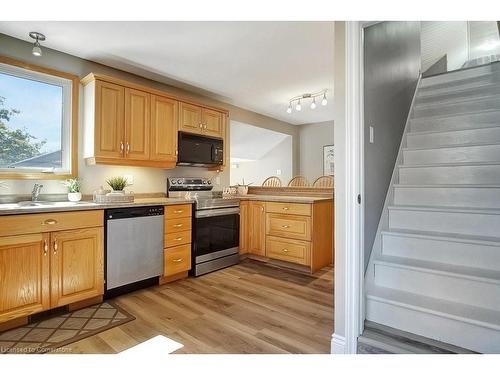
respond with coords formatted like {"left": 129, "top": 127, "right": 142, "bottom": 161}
{"left": 287, "top": 176, "right": 310, "bottom": 187}
{"left": 262, "top": 176, "right": 282, "bottom": 187}
{"left": 313, "top": 175, "right": 334, "bottom": 188}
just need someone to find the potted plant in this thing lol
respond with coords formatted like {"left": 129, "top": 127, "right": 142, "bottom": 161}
{"left": 62, "top": 178, "right": 82, "bottom": 202}
{"left": 106, "top": 176, "right": 131, "bottom": 195}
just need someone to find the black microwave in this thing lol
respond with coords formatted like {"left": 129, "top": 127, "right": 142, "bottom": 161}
{"left": 177, "top": 132, "right": 224, "bottom": 167}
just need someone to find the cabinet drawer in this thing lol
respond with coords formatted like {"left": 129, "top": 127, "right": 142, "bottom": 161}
{"left": 266, "top": 236, "right": 311, "bottom": 266}
{"left": 266, "top": 213, "right": 311, "bottom": 241}
{"left": 0, "top": 210, "right": 104, "bottom": 237}
{"left": 164, "top": 230, "right": 192, "bottom": 248}
{"left": 164, "top": 244, "right": 191, "bottom": 276}
{"left": 266, "top": 202, "right": 311, "bottom": 216}
{"left": 165, "top": 204, "right": 192, "bottom": 219}
{"left": 165, "top": 217, "right": 192, "bottom": 234}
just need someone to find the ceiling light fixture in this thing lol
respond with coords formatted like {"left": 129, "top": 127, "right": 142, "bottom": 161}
{"left": 286, "top": 89, "right": 328, "bottom": 113}
{"left": 29, "top": 32, "right": 45, "bottom": 57}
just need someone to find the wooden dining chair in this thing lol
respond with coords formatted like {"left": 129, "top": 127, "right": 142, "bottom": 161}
{"left": 313, "top": 175, "right": 334, "bottom": 188}
{"left": 287, "top": 176, "right": 310, "bottom": 187}
{"left": 262, "top": 176, "right": 282, "bottom": 187}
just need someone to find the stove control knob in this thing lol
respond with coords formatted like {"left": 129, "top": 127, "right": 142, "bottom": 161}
{"left": 171, "top": 180, "right": 177, "bottom": 184}
{"left": 202, "top": 180, "right": 207, "bottom": 184}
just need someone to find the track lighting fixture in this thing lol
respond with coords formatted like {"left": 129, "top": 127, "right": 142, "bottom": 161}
{"left": 29, "top": 32, "right": 45, "bottom": 57}
{"left": 286, "top": 89, "right": 328, "bottom": 113}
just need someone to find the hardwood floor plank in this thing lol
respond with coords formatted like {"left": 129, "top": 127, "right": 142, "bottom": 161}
{"left": 60, "top": 259, "right": 333, "bottom": 354}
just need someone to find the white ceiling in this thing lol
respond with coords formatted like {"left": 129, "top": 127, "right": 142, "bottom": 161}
{"left": 0, "top": 21, "right": 335, "bottom": 125}
{"left": 230, "top": 121, "right": 290, "bottom": 161}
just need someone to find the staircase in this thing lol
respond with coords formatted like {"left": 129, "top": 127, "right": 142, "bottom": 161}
{"left": 364, "top": 62, "right": 500, "bottom": 353}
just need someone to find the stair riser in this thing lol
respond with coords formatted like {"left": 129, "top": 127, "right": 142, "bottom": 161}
{"left": 366, "top": 298, "right": 500, "bottom": 353}
{"left": 420, "top": 64, "right": 500, "bottom": 87}
{"left": 374, "top": 263, "right": 500, "bottom": 310}
{"left": 403, "top": 144, "right": 500, "bottom": 165}
{"left": 416, "top": 84, "right": 500, "bottom": 106}
{"left": 413, "top": 98, "right": 500, "bottom": 118}
{"left": 410, "top": 111, "right": 500, "bottom": 133}
{"left": 419, "top": 77, "right": 500, "bottom": 97}
{"left": 407, "top": 127, "right": 500, "bottom": 148}
{"left": 394, "top": 186, "right": 500, "bottom": 208}
{"left": 382, "top": 233, "right": 500, "bottom": 270}
{"left": 389, "top": 208, "right": 500, "bottom": 238}
{"left": 399, "top": 165, "right": 500, "bottom": 184}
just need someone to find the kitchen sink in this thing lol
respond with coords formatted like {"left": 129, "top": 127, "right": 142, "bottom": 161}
{"left": 0, "top": 201, "right": 98, "bottom": 210}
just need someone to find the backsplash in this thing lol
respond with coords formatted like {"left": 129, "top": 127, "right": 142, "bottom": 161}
{"left": 0, "top": 164, "right": 227, "bottom": 196}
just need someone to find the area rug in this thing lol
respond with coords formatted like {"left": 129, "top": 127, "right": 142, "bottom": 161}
{"left": 0, "top": 301, "right": 135, "bottom": 354}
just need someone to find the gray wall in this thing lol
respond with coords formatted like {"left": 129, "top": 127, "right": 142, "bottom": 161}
{"left": 299, "top": 120, "right": 334, "bottom": 183}
{"left": 0, "top": 33, "right": 299, "bottom": 195}
{"left": 363, "top": 21, "right": 421, "bottom": 269}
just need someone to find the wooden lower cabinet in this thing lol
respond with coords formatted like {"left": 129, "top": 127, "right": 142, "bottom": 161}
{"left": 0, "top": 233, "right": 50, "bottom": 323}
{"left": 50, "top": 227, "right": 104, "bottom": 308}
{"left": 239, "top": 200, "right": 333, "bottom": 273}
{"left": 266, "top": 236, "right": 311, "bottom": 266}
{"left": 160, "top": 204, "right": 193, "bottom": 284}
{"left": 248, "top": 201, "right": 266, "bottom": 256}
{"left": 163, "top": 244, "right": 191, "bottom": 277}
{"left": 0, "top": 211, "right": 105, "bottom": 324}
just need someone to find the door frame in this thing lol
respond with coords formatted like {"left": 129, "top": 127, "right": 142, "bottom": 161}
{"left": 331, "top": 21, "right": 365, "bottom": 354}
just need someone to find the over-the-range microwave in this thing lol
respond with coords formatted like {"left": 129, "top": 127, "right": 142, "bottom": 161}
{"left": 177, "top": 131, "right": 224, "bottom": 167}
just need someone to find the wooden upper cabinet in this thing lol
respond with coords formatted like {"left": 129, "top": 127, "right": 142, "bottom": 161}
{"left": 151, "top": 95, "right": 178, "bottom": 162}
{"left": 50, "top": 227, "right": 104, "bottom": 308}
{"left": 94, "top": 80, "right": 125, "bottom": 159}
{"left": 124, "top": 88, "right": 150, "bottom": 161}
{"left": 248, "top": 201, "right": 266, "bottom": 256}
{"left": 179, "top": 102, "right": 224, "bottom": 138}
{"left": 179, "top": 102, "right": 203, "bottom": 134}
{"left": 202, "top": 108, "right": 224, "bottom": 138}
{"left": 0, "top": 233, "right": 50, "bottom": 323}
{"left": 82, "top": 73, "right": 227, "bottom": 169}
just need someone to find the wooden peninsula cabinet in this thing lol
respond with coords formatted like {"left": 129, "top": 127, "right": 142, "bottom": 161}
{"left": 239, "top": 199, "right": 333, "bottom": 273}
{"left": 0, "top": 211, "right": 104, "bottom": 324}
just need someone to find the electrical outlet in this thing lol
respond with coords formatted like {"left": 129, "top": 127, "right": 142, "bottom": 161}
{"left": 124, "top": 174, "right": 134, "bottom": 185}
{"left": 276, "top": 169, "right": 282, "bottom": 176}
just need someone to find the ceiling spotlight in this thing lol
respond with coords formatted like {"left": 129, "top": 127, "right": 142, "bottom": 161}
{"left": 321, "top": 92, "right": 328, "bottom": 106}
{"left": 286, "top": 89, "right": 327, "bottom": 113}
{"left": 29, "top": 32, "right": 45, "bottom": 57}
{"left": 310, "top": 98, "right": 317, "bottom": 110}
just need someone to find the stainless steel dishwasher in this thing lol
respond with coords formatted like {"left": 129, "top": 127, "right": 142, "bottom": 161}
{"left": 105, "top": 206, "right": 164, "bottom": 298}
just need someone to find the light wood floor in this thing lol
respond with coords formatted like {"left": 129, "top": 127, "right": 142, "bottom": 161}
{"left": 63, "top": 259, "right": 334, "bottom": 354}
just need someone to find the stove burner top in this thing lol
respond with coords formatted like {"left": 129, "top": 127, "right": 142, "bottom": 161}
{"left": 167, "top": 177, "right": 239, "bottom": 210}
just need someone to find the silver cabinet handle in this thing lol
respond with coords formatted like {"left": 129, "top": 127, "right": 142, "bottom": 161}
{"left": 172, "top": 258, "right": 183, "bottom": 263}
{"left": 53, "top": 238, "right": 58, "bottom": 254}
{"left": 126, "top": 142, "right": 130, "bottom": 154}
{"left": 282, "top": 248, "right": 289, "bottom": 253}
{"left": 120, "top": 141, "right": 124, "bottom": 154}
{"left": 43, "top": 219, "right": 58, "bottom": 225}
{"left": 281, "top": 225, "right": 290, "bottom": 228}
{"left": 282, "top": 207, "right": 289, "bottom": 211}
{"left": 43, "top": 240, "right": 48, "bottom": 256}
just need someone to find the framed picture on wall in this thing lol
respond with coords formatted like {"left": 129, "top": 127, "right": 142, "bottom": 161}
{"left": 323, "top": 145, "right": 334, "bottom": 176}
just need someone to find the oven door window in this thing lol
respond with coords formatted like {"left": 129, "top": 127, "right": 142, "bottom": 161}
{"left": 195, "top": 214, "right": 239, "bottom": 257}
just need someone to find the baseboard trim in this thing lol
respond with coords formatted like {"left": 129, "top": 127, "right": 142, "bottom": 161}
{"left": 331, "top": 333, "right": 347, "bottom": 354}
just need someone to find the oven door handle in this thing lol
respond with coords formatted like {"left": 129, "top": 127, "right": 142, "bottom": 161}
{"left": 195, "top": 207, "right": 240, "bottom": 218}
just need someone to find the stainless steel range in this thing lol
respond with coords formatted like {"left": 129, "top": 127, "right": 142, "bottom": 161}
{"left": 167, "top": 177, "right": 240, "bottom": 276}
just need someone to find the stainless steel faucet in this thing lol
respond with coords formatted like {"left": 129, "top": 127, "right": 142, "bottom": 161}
{"left": 31, "top": 183, "right": 43, "bottom": 201}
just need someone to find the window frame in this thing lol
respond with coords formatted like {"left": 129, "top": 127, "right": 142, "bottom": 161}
{"left": 0, "top": 56, "right": 79, "bottom": 180}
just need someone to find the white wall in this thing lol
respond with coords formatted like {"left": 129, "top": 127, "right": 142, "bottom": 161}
{"left": 299, "top": 120, "right": 334, "bottom": 183}
{"left": 421, "top": 21, "right": 468, "bottom": 72}
{"left": 230, "top": 136, "right": 292, "bottom": 186}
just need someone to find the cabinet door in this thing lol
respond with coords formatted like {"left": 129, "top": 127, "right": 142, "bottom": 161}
{"left": 0, "top": 233, "right": 50, "bottom": 323}
{"left": 150, "top": 95, "right": 178, "bottom": 162}
{"left": 202, "top": 108, "right": 224, "bottom": 138}
{"left": 124, "top": 88, "right": 150, "bottom": 160}
{"left": 239, "top": 201, "right": 249, "bottom": 254}
{"left": 95, "top": 80, "right": 125, "bottom": 159}
{"left": 179, "top": 102, "right": 202, "bottom": 134}
{"left": 249, "top": 201, "right": 266, "bottom": 256}
{"left": 50, "top": 228, "right": 104, "bottom": 308}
